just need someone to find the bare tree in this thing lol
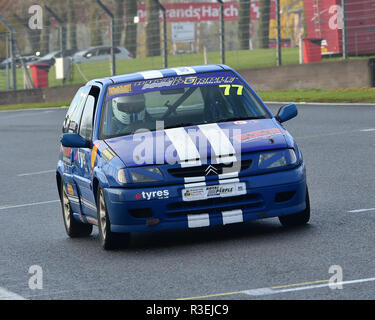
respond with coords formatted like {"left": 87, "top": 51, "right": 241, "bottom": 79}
{"left": 145, "top": 0, "right": 160, "bottom": 57}
{"left": 124, "top": 0, "right": 137, "bottom": 57}
{"left": 238, "top": 0, "right": 250, "bottom": 50}
{"left": 67, "top": 0, "right": 77, "bottom": 51}
{"left": 113, "top": 0, "right": 124, "bottom": 46}
{"left": 90, "top": 0, "right": 102, "bottom": 46}
{"left": 257, "top": 0, "right": 271, "bottom": 49}
{"left": 39, "top": 0, "right": 51, "bottom": 54}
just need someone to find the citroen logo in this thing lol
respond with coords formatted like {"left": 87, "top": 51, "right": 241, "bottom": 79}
{"left": 205, "top": 165, "right": 218, "bottom": 176}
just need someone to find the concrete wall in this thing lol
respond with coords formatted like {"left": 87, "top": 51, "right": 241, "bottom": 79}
{"left": 239, "top": 59, "right": 375, "bottom": 91}
{"left": 0, "top": 84, "right": 83, "bottom": 106}
{"left": 1, "top": 59, "right": 374, "bottom": 106}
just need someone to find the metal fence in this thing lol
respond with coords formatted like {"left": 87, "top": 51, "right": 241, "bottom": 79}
{"left": 0, "top": 0, "right": 374, "bottom": 92}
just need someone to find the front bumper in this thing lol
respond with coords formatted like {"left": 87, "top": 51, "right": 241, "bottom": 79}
{"left": 104, "top": 164, "right": 307, "bottom": 233}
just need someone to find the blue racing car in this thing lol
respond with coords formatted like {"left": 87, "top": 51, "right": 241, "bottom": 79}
{"left": 56, "top": 65, "right": 310, "bottom": 250}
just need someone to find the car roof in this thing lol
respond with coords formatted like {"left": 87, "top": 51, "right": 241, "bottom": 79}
{"left": 86, "top": 65, "right": 233, "bottom": 87}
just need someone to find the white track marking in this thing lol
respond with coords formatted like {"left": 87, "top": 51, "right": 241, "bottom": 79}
{"left": 243, "top": 277, "right": 375, "bottom": 297}
{"left": 0, "top": 287, "right": 26, "bottom": 300}
{"left": 179, "top": 276, "right": 375, "bottom": 300}
{"left": 360, "top": 129, "right": 375, "bottom": 132}
{"left": 348, "top": 208, "right": 375, "bottom": 213}
{"left": 17, "top": 169, "right": 55, "bottom": 177}
{"left": 0, "top": 200, "right": 59, "bottom": 211}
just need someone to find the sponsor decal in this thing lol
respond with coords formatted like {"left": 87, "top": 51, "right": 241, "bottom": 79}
{"left": 234, "top": 120, "right": 247, "bottom": 125}
{"left": 91, "top": 144, "right": 98, "bottom": 169}
{"left": 61, "top": 146, "right": 72, "bottom": 163}
{"left": 136, "top": 190, "right": 170, "bottom": 200}
{"left": 107, "top": 84, "right": 132, "bottom": 97}
{"left": 101, "top": 148, "right": 116, "bottom": 163}
{"left": 142, "top": 79, "right": 173, "bottom": 90}
{"left": 67, "top": 184, "right": 74, "bottom": 196}
{"left": 234, "top": 128, "right": 283, "bottom": 143}
{"left": 183, "top": 182, "right": 246, "bottom": 201}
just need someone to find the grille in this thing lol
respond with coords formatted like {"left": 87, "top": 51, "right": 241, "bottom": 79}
{"left": 168, "top": 160, "right": 252, "bottom": 178}
{"left": 167, "top": 193, "right": 263, "bottom": 216}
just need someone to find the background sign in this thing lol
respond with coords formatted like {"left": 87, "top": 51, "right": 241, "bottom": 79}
{"left": 171, "top": 23, "right": 195, "bottom": 42}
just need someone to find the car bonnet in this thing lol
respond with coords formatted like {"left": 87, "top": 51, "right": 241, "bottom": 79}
{"left": 104, "top": 119, "right": 289, "bottom": 168}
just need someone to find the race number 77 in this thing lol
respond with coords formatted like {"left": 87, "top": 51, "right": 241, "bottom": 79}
{"left": 219, "top": 84, "right": 244, "bottom": 96}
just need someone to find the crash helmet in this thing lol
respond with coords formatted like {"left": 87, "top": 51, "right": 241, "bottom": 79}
{"left": 112, "top": 94, "right": 146, "bottom": 124}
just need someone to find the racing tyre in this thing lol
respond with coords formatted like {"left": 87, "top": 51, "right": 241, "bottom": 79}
{"left": 97, "top": 187, "right": 131, "bottom": 250}
{"left": 60, "top": 181, "right": 93, "bottom": 237}
{"left": 279, "top": 188, "right": 310, "bottom": 227}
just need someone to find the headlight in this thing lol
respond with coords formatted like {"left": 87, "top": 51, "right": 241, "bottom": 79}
{"left": 117, "top": 169, "right": 128, "bottom": 184}
{"left": 258, "top": 149, "right": 297, "bottom": 169}
{"left": 130, "top": 167, "right": 163, "bottom": 183}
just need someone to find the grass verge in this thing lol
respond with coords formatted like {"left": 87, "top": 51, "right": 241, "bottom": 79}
{"left": 0, "top": 101, "right": 69, "bottom": 111}
{"left": 259, "top": 88, "right": 375, "bottom": 104}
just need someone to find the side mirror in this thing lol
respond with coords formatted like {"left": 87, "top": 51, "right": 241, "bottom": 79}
{"left": 276, "top": 104, "right": 298, "bottom": 123}
{"left": 61, "top": 133, "right": 91, "bottom": 148}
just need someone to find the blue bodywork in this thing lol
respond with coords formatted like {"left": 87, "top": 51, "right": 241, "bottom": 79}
{"left": 56, "top": 65, "right": 307, "bottom": 233}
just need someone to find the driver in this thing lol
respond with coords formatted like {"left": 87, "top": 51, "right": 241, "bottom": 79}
{"left": 112, "top": 94, "right": 147, "bottom": 133}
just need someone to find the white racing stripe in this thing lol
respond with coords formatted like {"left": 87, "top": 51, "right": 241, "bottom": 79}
{"left": 139, "top": 70, "right": 164, "bottom": 79}
{"left": 222, "top": 209, "right": 243, "bottom": 225}
{"left": 218, "top": 172, "right": 239, "bottom": 180}
{"left": 171, "top": 67, "right": 196, "bottom": 75}
{"left": 165, "top": 127, "right": 201, "bottom": 167}
{"left": 198, "top": 123, "right": 236, "bottom": 164}
{"left": 184, "top": 176, "right": 206, "bottom": 184}
{"left": 0, "top": 287, "right": 26, "bottom": 300}
{"left": 187, "top": 213, "right": 210, "bottom": 228}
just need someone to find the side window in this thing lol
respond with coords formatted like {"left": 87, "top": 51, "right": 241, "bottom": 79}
{"left": 99, "top": 47, "right": 110, "bottom": 56}
{"left": 68, "top": 87, "right": 90, "bottom": 133}
{"left": 63, "top": 87, "right": 84, "bottom": 133}
{"left": 79, "top": 95, "right": 95, "bottom": 141}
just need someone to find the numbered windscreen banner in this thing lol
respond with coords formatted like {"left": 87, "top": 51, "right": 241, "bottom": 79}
{"left": 106, "top": 71, "right": 244, "bottom": 101}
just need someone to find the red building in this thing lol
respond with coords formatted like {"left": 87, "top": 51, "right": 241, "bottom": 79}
{"left": 304, "top": 0, "right": 375, "bottom": 55}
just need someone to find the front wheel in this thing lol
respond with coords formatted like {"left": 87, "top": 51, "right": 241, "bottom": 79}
{"left": 279, "top": 188, "right": 310, "bottom": 227}
{"left": 60, "top": 181, "right": 93, "bottom": 237}
{"left": 97, "top": 187, "right": 130, "bottom": 250}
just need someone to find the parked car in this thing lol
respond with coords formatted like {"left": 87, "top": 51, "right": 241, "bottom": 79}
{"left": 57, "top": 65, "right": 310, "bottom": 250}
{"left": 32, "top": 49, "right": 77, "bottom": 67}
{"left": 0, "top": 54, "right": 38, "bottom": 69}
{"left": 72, "top": 46, "right": 133, "bottom": 64}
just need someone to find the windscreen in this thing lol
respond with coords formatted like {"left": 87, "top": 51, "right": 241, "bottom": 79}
{"left": 100, "top": 71, "right": 270, "bottom": 139}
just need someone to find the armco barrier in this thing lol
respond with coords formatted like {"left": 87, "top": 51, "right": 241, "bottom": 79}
{"left": 0, "top": 59, "right": 374, "bottom": 106}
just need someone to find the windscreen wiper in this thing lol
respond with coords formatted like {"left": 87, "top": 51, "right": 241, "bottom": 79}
{"left": 163, "top": 123, "right": 196, "bottom": 130}
{"left": 219, "top": 116, "right": 266, "bottom": 122}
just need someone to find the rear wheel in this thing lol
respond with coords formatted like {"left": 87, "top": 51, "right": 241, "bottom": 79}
{"left": 97, "top": 187, "right": 130, "bottom": 250}
{"left": 60, "top": 181, "right": 93, "bottom": 237}
{"left": 279, "top": 188, "right": 310, "bottom": 227}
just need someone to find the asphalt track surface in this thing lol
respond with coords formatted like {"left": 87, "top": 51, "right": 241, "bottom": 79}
{"left": 0, "top": 103, "right": 375, "bottom": 300}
